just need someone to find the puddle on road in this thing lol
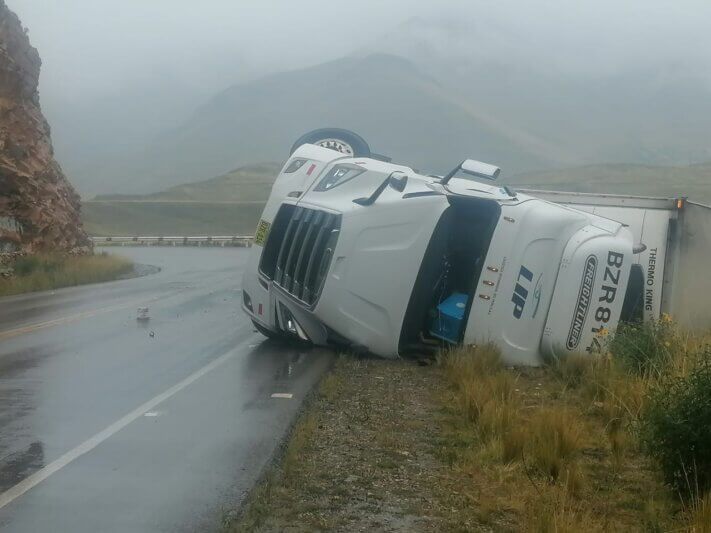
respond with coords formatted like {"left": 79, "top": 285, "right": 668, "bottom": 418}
{"left": 0, "top": 346, "right": 51, "bottom": 377}
{"left": 273, "top": 352, "right": 304, "bottom": 380}
{"left": 0, "top": 441, "right": 44, "bottom": 493}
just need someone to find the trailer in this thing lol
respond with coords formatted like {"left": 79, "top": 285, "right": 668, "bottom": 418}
{"left": 241, "top": 129, "right": 711, "bottom": 364}
{"left": 519, "top": 190, "right": 711, "bottom": 330}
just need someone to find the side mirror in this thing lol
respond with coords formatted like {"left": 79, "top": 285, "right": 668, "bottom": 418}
{"left": 441, "top": 159, "right": 501, "bottom": 184}
{"left": 389, "top": 174, "right": 408, "bottom": 192}
{"left": 460, "top": 159, "right": 501, "bottom": 180}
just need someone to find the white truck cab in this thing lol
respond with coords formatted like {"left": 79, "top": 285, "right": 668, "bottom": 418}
{"left": 241, "top": 129, "right": 642, "bottom": 365}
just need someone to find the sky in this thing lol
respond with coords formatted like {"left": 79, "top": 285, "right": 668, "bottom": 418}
{"left": 11, "top": 0, "right": 711, "bottom": 105}
{"left": 8, "top": 0, "right": 432, "bottom": 170}
{"left": 6, "top": 0, "right": 711, "bottom": 190}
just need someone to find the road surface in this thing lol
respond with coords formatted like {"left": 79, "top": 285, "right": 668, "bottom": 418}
{"left": 0, "top": 247, "right": 333, "bottom": 532}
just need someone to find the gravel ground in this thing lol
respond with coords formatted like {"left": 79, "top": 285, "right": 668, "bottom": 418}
{"left": 231, "top": 351, "right": 682, "bottom": 532}
{"left": 232, "top": 355, "right": 456, "bottom": 532}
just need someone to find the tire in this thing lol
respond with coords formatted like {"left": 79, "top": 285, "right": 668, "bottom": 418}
{"left": 290, "top": 128, "right": 371, "bottom": 158}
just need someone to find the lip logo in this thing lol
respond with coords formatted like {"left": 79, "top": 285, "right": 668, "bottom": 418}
{"left": 511, "top": 265, "right": 534, "bottom": 319}
{"left": 567, "top": 255, "right": 597, "bottom": 350}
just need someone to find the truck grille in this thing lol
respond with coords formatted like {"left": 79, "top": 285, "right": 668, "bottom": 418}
{"left": 259, "top": 204, "right": 341, "bottom": 306}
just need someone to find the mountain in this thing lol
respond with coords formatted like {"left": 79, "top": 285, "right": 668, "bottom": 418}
{"left": 72, "top": 18, "right": 711, "bottom": 197}
{"left": 82, "top": 163, "right": 280, "bottom": 236}
{"left": 84, "top": 54, "right": 558, "bottom": 195}
{"left": 364, "top": 17, "right": 711, "bottom": 171}
{"left": 94, "top": 163, "right": 280, "bottom": 202}
{"left": 82, "top": 159, "right": 711, "bottom": 237}
{"left": 47, "top": 12, "right": 711, "bottom": 198}
{"left": 0, "top": 0, "right": 91, "bottom": 254}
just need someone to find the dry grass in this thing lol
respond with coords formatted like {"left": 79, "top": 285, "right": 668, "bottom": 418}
{"left": 435, "top": 342, "right": 685, "bottom": 531}
{"left": 0, "top": 252, "right": 133, "bottom": 297}
{"left": 526, "top": 488, "right": 601, "bottom": 533}
{"left": 234, "top": 410, "right": 322, "bottom": 532}
{"left": 686, "top": 492, "right": 711, "bottom": 533}
{"left": 232, "top": 324, "right": 710, "bottom": 532}
{"left": 526, "top": 407, "right": 581, "bottom": 481}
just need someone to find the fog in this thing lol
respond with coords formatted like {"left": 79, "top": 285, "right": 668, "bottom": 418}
{"left": 8, "top": 0, "right": 711, "bottom": 193}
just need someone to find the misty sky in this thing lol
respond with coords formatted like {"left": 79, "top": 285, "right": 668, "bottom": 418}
{"left": 12, "top": 0, "right": 711, "bottom": 105}
{"left": 7, "top": 0, "right": 711, "bottom": 192}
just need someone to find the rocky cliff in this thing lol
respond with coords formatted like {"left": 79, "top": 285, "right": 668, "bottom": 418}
{"left": 0, "top": 0, "right": 90, "bottom": 254}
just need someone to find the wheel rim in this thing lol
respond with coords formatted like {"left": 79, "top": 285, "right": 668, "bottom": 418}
{"left": 315, "top": 138, "right": 354, "bottom": 155}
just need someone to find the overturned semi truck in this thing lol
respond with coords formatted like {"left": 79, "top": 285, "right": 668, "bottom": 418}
{"left": 241, "top": 129, "right": 711, "bottom": 365}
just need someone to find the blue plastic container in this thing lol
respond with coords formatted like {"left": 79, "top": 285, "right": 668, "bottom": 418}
{"left": 430, "top": 292, "right": 469, "bottom": 343}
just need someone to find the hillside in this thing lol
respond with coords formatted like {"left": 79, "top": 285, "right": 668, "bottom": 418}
{"left": 365, "top": 18, "right": 711, "bottom": 171}
{"left": 0, "top": 0, "right": 90, "bottom": 254}
{"left": 507, "top": 163, "right": 711, "bottom": 203}
{"left": 83, "top": 163, "right": 280, "bottom": 236}
{"left": 83, "top": 160, "right": 711, "bottom": 237}
{"left": 83, "top": 54, "right": 556, "bottom": 194}
{"left": 82, "top": 201, "right": 263, "bottom": 237}
{"left": 93, "top": 163, "right": 280, "bottom": 202}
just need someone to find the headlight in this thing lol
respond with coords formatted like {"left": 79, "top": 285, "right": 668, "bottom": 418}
{"left": 243, "top": 291, "right": 253, "bottom": 312}
{"left": 284, "top": 158, "right": 308, "bottom": 173}
{"left": 314, "top": 164, "right": 365, "bottom": 191}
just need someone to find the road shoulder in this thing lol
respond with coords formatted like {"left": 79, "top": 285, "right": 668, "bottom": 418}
{"left": 229, "top": 349, "right": 686, "bottom": 532}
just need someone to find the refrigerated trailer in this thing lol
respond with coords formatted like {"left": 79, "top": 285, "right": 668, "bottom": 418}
{"left": 517, "top": 190, "right": 711, "bottom": 331}
{"left": 241, "top": 129, "right": 711, "bottom": 365}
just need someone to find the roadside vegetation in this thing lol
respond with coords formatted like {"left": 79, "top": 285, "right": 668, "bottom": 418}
{"left": 83, "top": 164, "right": 278, "bottom": 237}
{"left": 438, "top": 320, "right": 710, "bottom": 531}
{"left": 84, "top": 162, "right": 711, "bottom": 239}
{"left": 507, "top": 162, "right": 711, "bottom": 204}
{"left": 230, "top": 318, "right": 711, "bottom": 532}
{"left": 82, "top": 201, "right": 264, "bottom": 237}
{"left": 0, "top": 252, "right": 133, "bottom": 297}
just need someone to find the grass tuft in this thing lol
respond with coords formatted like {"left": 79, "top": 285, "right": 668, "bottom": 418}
{"left": 527, "top": 408, "right": 581, "bottom": 481}
{"left": 641, "top": 355, "right": 711, "bottom": 498}
{"left": 0, "top": 252, "right": 133, "bottom": 297}
{"left": 439, "top": 342, "right": 502, "bottom": 385}
{"left": 609, "top": 318, "right": 677, "bottom": 377}
{"left": 550, "top": 352, "right": 593, "bottom": 389}
{"left": 686, "top": 491, "right": 711, "bottom": 533}
{"left": 282, "top": 413, "right": 317, "bottom": 481}
{"left": 527, "top": 489, "right": 600, "bottom": 533}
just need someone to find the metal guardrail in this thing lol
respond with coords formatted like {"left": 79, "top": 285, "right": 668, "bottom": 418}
{"left": 91, "top": 235, "right": 254, "bottom": 247}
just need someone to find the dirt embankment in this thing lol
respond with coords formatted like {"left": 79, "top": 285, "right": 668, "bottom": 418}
{"left": 0, "top": 0, "right": 90, "bottom": 255}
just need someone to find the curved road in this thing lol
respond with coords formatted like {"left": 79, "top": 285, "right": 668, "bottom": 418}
{"left": 0, "top": 247, "right": 333, "bottom": 532}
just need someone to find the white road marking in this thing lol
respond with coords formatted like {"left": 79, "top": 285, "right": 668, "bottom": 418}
{"left": 143, "top": 411, "right": 162, "bottom": 417}
{"left": 270, "top": 393, "right": 293, "bottom": 399}
{"left": 0, "top": 343, "right": 245, "bottom": 510}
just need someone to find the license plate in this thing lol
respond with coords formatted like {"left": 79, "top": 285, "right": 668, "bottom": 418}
{"left": 254, "top": 219, "right": 271, "bottom": 246}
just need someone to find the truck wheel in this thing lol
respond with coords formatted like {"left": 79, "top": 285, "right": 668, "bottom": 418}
{"left": 290, "top": 128, "right": 371, "bottom": 158}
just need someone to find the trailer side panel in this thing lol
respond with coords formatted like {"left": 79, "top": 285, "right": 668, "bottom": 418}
{"left": 671, "top": 201, "right": 711, "bottom": 330}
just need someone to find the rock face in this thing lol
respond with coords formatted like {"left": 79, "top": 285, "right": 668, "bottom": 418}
{"left": 0, "top": 0, "right": 90, "bottom": 254}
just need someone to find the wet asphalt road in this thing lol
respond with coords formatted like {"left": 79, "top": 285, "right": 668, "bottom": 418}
{"left": 0, "top": 247, "right": 333, "bottom": 532}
